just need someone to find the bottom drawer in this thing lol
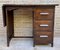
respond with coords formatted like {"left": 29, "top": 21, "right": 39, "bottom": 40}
{"left": 34, "top": 32, "right": 52, "bottom": 45}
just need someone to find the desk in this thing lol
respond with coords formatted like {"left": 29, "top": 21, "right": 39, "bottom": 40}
{"left": 2, "top": 4, "right": 58, "bottom": 47}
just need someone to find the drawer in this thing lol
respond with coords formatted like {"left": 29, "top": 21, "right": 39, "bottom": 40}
{"left": 34, "top": 20, "right": 52, "bottom": 31}
{"left": 34, "top": 32, "right": 52, "bottom": 44}
{"left": 34, "top": 8, "right": 54, "bottom": 20}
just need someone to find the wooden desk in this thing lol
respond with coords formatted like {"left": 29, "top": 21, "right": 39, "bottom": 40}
{"left": 2, "top": 4, "right": 58, "bottom": 47}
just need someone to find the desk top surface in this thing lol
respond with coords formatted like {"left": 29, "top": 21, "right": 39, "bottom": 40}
{"left": 3, "top": 4, "right": 58, "bottom": 7}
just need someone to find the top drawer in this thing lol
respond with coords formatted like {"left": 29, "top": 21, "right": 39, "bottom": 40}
{"left": 34, "top": 8, "right": 54, "bottom": 20}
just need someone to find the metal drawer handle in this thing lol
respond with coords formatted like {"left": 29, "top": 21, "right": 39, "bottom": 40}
{"left": 40, "top": 24, "right": 48, "bottom": 27}
{"left": 40, "top": 35, "right": 48, "bottom": 38}
{"left": 40, "top": 12, "right": 49, "bottom": 15}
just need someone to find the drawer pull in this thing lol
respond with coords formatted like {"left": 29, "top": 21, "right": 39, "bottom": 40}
{"left": 40, "top": 12, "right": 49, "bottom": 15}
{"left": 40, "top": 24, "right": 48, "bottom": 27}
{"left": 40, "top": 35, "right": 48, "bottom": 38}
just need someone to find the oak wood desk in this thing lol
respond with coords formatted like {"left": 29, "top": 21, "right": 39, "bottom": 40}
{"left": 2, "top": 4, "right": 58, "bottom": 47}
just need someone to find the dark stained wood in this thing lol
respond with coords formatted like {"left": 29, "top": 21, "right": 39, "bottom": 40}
{"left": 32, "top": 8, "right": 35, "bottom": 47}
{"left": 6, "top": 10, "right": 14, "bottom": 46}
{"left": 34, "top": 20, "right": 53, "bottom": 31}
{"left": 33, "top": 6, "right": 57, "bottom": 46}
{"left": 2, "top": 5, "right": 6, "bottom": 26}
{"left": 3, "top": 4, "right": 58, "bottom": 7}
{"left": 2, "top": 4, "right": 58, "bottom": 47}
{"left": 51, "top": 6, "right": 55, "bottom": 47}
{"left": 34, "top": 32, "right": 52, "bottom": 44}
{"left": 13, "top": 36, "right": 33, "bottom": 38}
{"left": 34, "top": 8, "right": 54, "bottom": 20}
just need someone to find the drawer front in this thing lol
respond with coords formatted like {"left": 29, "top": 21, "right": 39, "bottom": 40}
{"left": 34, "top": 8, "right": 54, "bottom": 20}
{"left": 34, "top": 32, "right": 52, "bottom": 44}
{"left": 34, "top": 20, "right": 52, "bottom": 31}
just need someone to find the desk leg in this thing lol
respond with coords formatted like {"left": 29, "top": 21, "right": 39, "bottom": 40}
{"left": 6, "top": 10, "right": 14, "bottom": 46}
{"left": 32, "top": 10, "right": 35, "bottom": 47}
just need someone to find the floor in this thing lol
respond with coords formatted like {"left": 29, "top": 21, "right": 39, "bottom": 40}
{"left": 0, "top": 34, "right": 60, "bottom": 50}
